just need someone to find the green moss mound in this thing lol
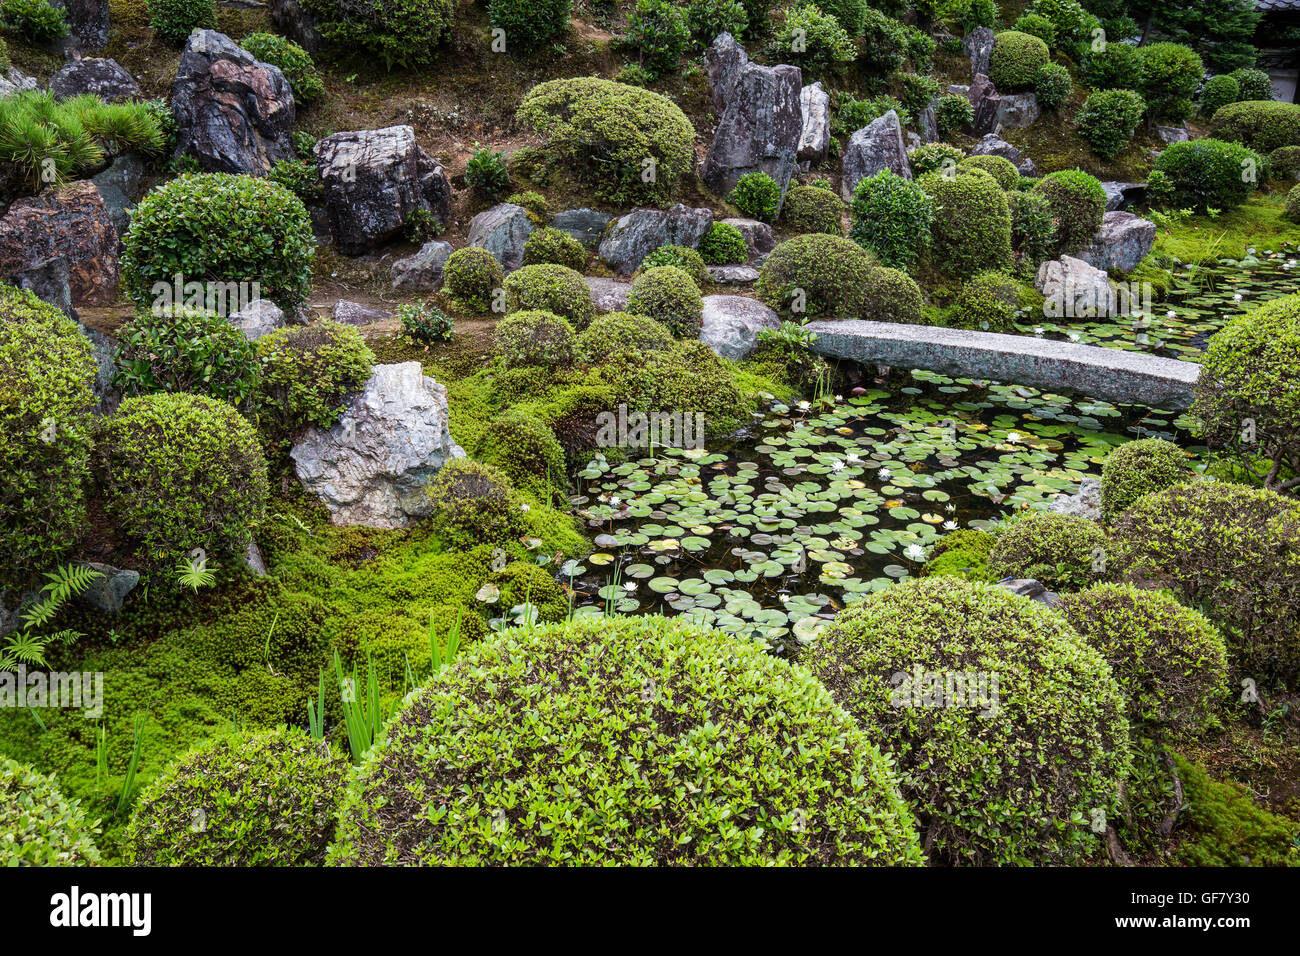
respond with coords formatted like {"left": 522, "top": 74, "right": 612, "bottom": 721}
{"left": 948, "top": 269, "right": 1019, "bottom": 331}
{"left": 802, "top": 576, "right": 1130, "bottom": 866}
{"left": 504, "top": 263, "right": 594, "bottom": 329}
{"left": 1100, "top": 438, "right": 1191, "bottom": 522}
{"left": 493, "top": 310, "right": 578, "bottom": 370}
{"left": 920, "top": 529, "right": 996, "bottom": 582}
{"left": 0, "top": 758, "right": 100, "bottom": 866}
{"left": 522, "top": 226, "right": 587, "bottom": 271}
{"left": 626, "top": 265, "right": 704, "bottom": 338}
{"left": 861, "top": 266, "right": 923, "bottom": 323}
{"left": 471, "top": 411, "right": 566, "bottom": 500}
{"left": 444, "top": 247, "right": 505, "bottom": 313}
{"left": 425, "top": 459, "right": 527, "bottom": 545}
{"left": 577, "top": 310, "right": 674, "bottom": 364}
{"left": 987, "top": 510, "right": 1108, "bottom": 592}
{"left": 254, "top": 320, "right": 374, "bottom": 436}
{"left": 781, "top": 184, "right": 844, "bottom": 235}
{"left": 1170, "top": 754, "right": 1300, "bottom": 866}
{"left": 327, "top": 615, "right": 926, "bottom": 865}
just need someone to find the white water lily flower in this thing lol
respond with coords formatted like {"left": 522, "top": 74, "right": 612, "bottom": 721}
{"left": 942, "top": 520, "right": 958, "bottom": 530}
{"left": 878, "top": 467, "right": 892, "bottom": 481}
{"left": 610, "top": 496, "right": 621, "bottom": 506}
{"left": 1166, "top": 310, "right": 1177, "bottom": 319}
{"left": 520, "top": 504, "right": 530, "bottom": 512}
{"left": 846, "top": 453, "right": 862, "bottom": 465}
{"left": 1233, "top": 293, "right": 1243, "bottom": 302}
{"left": 1007, "top": 431, "right": 1021, "bottom": 443}
{"left": 623, "top": 581, "right": 637, "bottom": 592}
{"left": 1067, "top": 332, "right": 1080, "bottom": 342}
{"left": 904, "top": 544, "right": 927, "bottom": 562}
{"left": 1033, "top": 326, "right": 1044, "bottom": 336}
{"left": 830, "top": 459, "right": 846, "bottom": 473}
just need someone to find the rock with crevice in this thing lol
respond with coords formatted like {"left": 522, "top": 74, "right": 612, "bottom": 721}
{"left": 267, "top": 0, "right": 324, "bottom": 54}
{"left": 391, "top": 239, "right": 453, "bottom": 292}
{"left": 841, "top": 110, "right": 911, "bottom": 201}
{"left": 963, "top": 27, "right": 995, "bottom": 79}
{"left": 1077, "top": 211, "right": 1157, "bottom": 274}
{"left": 0, "top": 67, "right": 40, "bottom": 99}
{"left": 969, "top": 73, "right": 1001, "bottom": 136}
{"left": 704, "top": 32, "right": 749, "bottom": 113}
{"left": 719, "top": 217, "right": 774, "bottom": 258}
{"left": 699, "top": 295, "right": 780, "bottom": 360}
{"left": 1100, "top": 181, "right": 1146, "bottom": 211}
{"left": 585, "top": 277, "right": 631, "bottom": 312}
{"left": 996, "top": 92, "right": 1040, "bottom": 128}
{"left": 598, "top": 205, "right": 712, "bottom": 275}
{"left": 970, "top": 133, "right": 1036, "bottom": 176}
{"left": 0, "top": 181, "right": 118, "bottom": 306}
{"left": 1049, "top": 477, "right": 1102, "bottom": 522}
{"left": 551, "top": 208, "right": 611, "bottom": 247}
{"left": 76, "top": 562, "right": 139, "bottom": 615}
{"left": 90, "top": 152, "right": 145, "bottom": 238}
{"left": 467, "top": 203, "right": 534, "bottom": 273}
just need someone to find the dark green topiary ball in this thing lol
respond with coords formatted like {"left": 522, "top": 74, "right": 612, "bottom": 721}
{"left": 626, "top": 265, "right": 704, "bottom": 338}
{"left": 504, "top": 263, "right": 595, "bottom": 329}
{"left": 987, "top": 509, "right": 1109, "bottom": 591}
{"left": 1100, "top": 438, "right": 1190, "bottom": 522}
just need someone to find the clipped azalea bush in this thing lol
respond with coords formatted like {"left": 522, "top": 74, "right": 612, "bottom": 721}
{"left": 255, "top": 320, "right": 375, "bottom": 435}
{"left": 988, "top": 30, "right": 1049, "bottom": 91}
{"left": 444, "top": 247, "right": 505, "bottom": 313}
{"left": 487, "top": 0, "right": 571, "bottom": 51}
{"left": 1034, "top": 62, "right": 1072, "bottom": 110}
{"left": 113, "top": 307, "right": 259, "bottom": 408}
{"left": 637, "top": 244, "right": 706, "bottom": 286}
{"left": 147, "top": 0, "right": 215, "bottom": 45}
{"left": 327, "top": 615, "right": 925, "bottom": 865}
{"left": 848, "top": 170, "right": 933, "bottom": 270}
{"left": 1138, "top": 42, "right": 1203, "bottom": 124}
{"left": 1075, "top": 89, "right": 1145, "bottom": 162}
{"left": 304, "top": 0, "right": 456, "bottom": 70}
{"left": 627, "top": 265, "right": 704, "bottom": 338}
{"left": 756, "top": 233, "right": 876, "bottom": 319}
{"left": 959, "top": 155, "right": 1017, "bottom": 190}
{"left": 503, "top": 263, "right": 594, "bottom": 329}
{"left": 493, "top": 310, "right": 578, "bottom": 370}
{"left": 577, "top": 310, "right": 675, "bottom": 364}
{"left": 1031, "top": 168, "right": 1106, "bottom": 255}
{"left": 522, "top": 226, "right": 587, "bottom": 271}
{"left": 781, "top": 185, "right": 844, "bottom": 235}
{"left": 698, "top": 222, "right": 748, "bottom": 264}
{"left": 802, "top": 577, "right": 1130, "bottom": 866}
{"left": 948, "top": 270, "right": 1019, "bottom": 332}
{"left": 124, "top": 728, "right": 348, "bottom": 866}
{"left": 987, "top": 509, "right": 1108, "bottom": 591}
{"left": 425, "top": 459, "right": 527, "bottom": 545}
{"left": 920, "top": 528, "right": 997, "bottom": 582}
{"left": 728, "top": 171, "right": 782, "bottom": 222}
{"left": 1209, "top": 100, "right": 1300, "bottom": 155}
{"left": 919, "top": 167, "right": 1012, "bottom": 278}
{"left": 1100, "top": 438, "right": 1191, "bottom": 522}
{"left": 1151, "top": 138, "right": 1265, "bottom": 211}
{"left": 0, "top": 759, "right": 100, "bottom": 866}
{"left": 861, "top": 267, "right": 923, "bottom": 324}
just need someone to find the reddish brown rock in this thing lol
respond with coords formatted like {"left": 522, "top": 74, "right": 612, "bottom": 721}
{"left": 0, "top": 181, "right": 119, "bottom": 305}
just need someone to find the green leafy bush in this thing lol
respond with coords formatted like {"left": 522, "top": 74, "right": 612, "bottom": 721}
{"left": 1151, "top": 138, "right": 1265, "bottom": 211}
{"left": 897, "top": 72, "right": 942, "bottom": 119}
{"left": 1075, "top": 88, "right": 1145, "bottom": 161}
{"left": 625, "top": 0, "right": 690, "bottom": 78}
{"left": 0, "top": 286, "right": 96, "bottom": 592}
{"left": 0, "top": 759, "right": 99, "bottom": 866}
{"left": 1080, "top": 40, "right": 1141, "bottom": 89}
{"left": 522, "top": 226, "right": 587, "bottom": 270}
{"left": 121, "top": 173, "right": 314, "bottom": 314}
{"left": 987, "top": 509, "right": 1108, "bottom": 591}
{"left": 443, "top": 247, "right": 505, "bottom": 312}
{"left": 488, "top": 0, "right": 571, "bottom": 51}
{"left": 1227, "top": 68, "right": 1274, "bottom": 103}
{"left": 517, "top": 78, "right": 694, "bottom": 204}
{"left": 773, "top": 4, "right": 855, "bottom": 76}
{"left": 1056, "top": 584, "right": 1228, "bottom": 735}
{"left": 934, "top": 95, "right": 974, "bottom": 138}
{"left": 638, "top": 244, "right": 706, "bottom": 285}
{"left": 1009, "top": 190, "right": 1056, "bottom": 272}
{"left": 1031, "top": 168, "right": 1105, "bottom": 254}
{"left": 626, "top": 265, "right": 704, "bottom": 338}
{"left": 240, "top": 32, "right": 325, "bottom": 102}
{"left": 472, "top": 411, "right": 566, "bottom": 498}
{"left": 1024, "top": 0, "right": 1097, "bottom": 48}
{"left": 113, "top": 308, "right": 259, "bottom": 407}
{"left": 146, "top": 0, "right": 214, "bottom": 44}
{"left": 254, "top": 320, "right": 375, "bottom": 434}
{"left": 1209, "top": 100, "right": 1300, "bottom": 155}
{"left": 1269, "top": 146, "right": 1300, "bottom": 180}
{"left": 1100, "top": 438, "right": 1190, "bottom": 521}
{"left": 1109, "top": 481, "right": 1300, "bottom": 684}
{"left": 124, "top": 728, "right": 347, "bottom": 866}
{"left": 0, "top": 0, "right": 68, "bottom": 41}
{"left": 465, "top": 145, "right": 510, "bottom": 198}
{"left": 908, "top": 141, "right": 964, "bottom": 176}
{"left": 959, "top": 154, "right": 1017, "bottom": 190}
{"left": 1138, "top": 42, "right": 1204, "bottom": 123}
{"left": 861, "top": 266, "right": 923, "bottom": 323}
{"left": 802, "top": 576, "right": 1130, "bottom": 866}
{"left": 727, "top": 171, "right": 781, "bottom": 221}
{"left": 1199, "top": 74, "right": 1241, "bottom": 120}
{"left": 327, "top": 615, "right": 925, "bottom": 865}
{"left": 988, "top": 31, "right": 1050, "bottom": 92}
{"left": 809, "top": 0, "right": 865, "bottom": 33}
{"left": 756, "top": 233, "right": 877, "bottom": 319}
{"left": 697, "top": 221, "right": 748, "bottom": 264}
{"left": 782, "top": 184, "right": 844, "bottom": 235}
{"left": 304, "top": 0, "right": 455, "bottom": 70}
{"left": 598, "top": 340, "right": 748, "bottom": 436}
{"left": 920, "top": 528, "right": 997, "bottom": 582}
{"left": 919, "top": 167, "right": 1013, "bottom": 277}
{"left": 268, "top": 158, "right": 322, "bottom": 203}
{"left": 682, "top": 0, "right": 749, "bottom": 46}
{"left": 834, "top": 94, "right": 911, "bottom": 136}
{"left": 858, "top": 7, "right": 909, "bottom": 76}
{"left": 493, "top": 309, "right": 578, "bottom": 370}
{"left": 504, "top": 263, "right": 594, "bottom": 329}
{"left": 0, "top": 37, "right": 8, "bottom": 71}
{"left": 1034, "top": 62, "right": 1072, "bottom": 110}
{"left": 848, "top": 169, "right": 933, "bottom": 270}
{"left": 424, "top": 459, "right": 527, "bottom": 544}
{"left": 1012, "top": 12, "right": 1056, "bottom": 47}
{"left": 397, "top": 300, "right": 454, "bottom": 343}
{"left": 949, "top": 270, "right": 1018, "bottom": 331}
{"left": 96, "top": 392, "right": 269, "bottom": 565}
{"left": 577, "top": 310, "right": 675, "bottom": 363}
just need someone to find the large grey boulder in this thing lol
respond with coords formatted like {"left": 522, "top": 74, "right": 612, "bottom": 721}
{"left": 90, "top": 152, "right": 145, "bottom": 237}
{"left": 969, "top": 74, "right": 1001, "bottom": 135}
{"left": 1049, "top": 477, "right": 1102, "bottom": 522}
{"left": 291, "top": 362, "right": 465, "bottom": 528}
{"left": 0, "top": 181, "right": 119, "bottom": 306}
{"left": 1035, "top": 255, "right": 1118, "bottom": 318}
{"left": 1077, "top": 211, "right": 1157, "bottom": 274}
{"left": 314, "top": 125, "right": 451, "bottom": 255}
{"left": 333, "top": 299, "right": 391, "bottom": 326}
{"left": 798, "top": 81, "right": 831, "bottom": 164}
{"left": 551, "top": 208, "right": 611, "bottom": 247}
{"left": 76, "top": 562, "right": 139, "bottom": 615}
{"left": 917, "top": 101, "right": 938, "bottom": 144}
{"left": 1100, "top": 181, "right": 1146, "bottom": 211}
{"left": 1156, "top": 125, "right": 1188, "bottom": 144}
{"left": 468, "top": 203, "right": 534, "bottom": 273}
{"left": 996, "top": 92, "right": 1040, "bottom": 128}
{"left": 598, "top": 204, "right": 712, "bottom": 275}
{"left": 704, "top": 32, "right": 749, "bottom": 112}
{"left": 391, "top": 239, "right": 453, "bottom": 291}
{"left": 10, "top": 257, "right": 74, "bottom": 318}
{"left": 702, "top": 49, "right": 803, "bottom": 209}
{"left": 586, "top": 277, "right": 631, "bottom": 312}
{"left": 50, "top": 58, "right": 140, "bottom": 102}
{"left": 171, "top": 30, "right": 296, "bottom": 176}
{"left": 229, "top": 299, "right": 285, "bottom": 340}
{"left": 963, "top": 27, "right": 995, "bottom": 78}
{"left": 970, "top": 133, "right": 1036, "bottom": 176}
{"left": 699, "top": 295, "right": 780, "bottom": 360}
{"left": 719, "top": 217, "right": 774, "bottom": 258}
{"left": 841, "top": 110, "right": 911, "bottom": 201}
{"left": 267, "top": 0, "right": 324, "bottom": 54}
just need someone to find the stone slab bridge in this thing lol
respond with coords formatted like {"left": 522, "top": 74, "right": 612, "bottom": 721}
{"left": 805, "top": 320, "right": 1201, "bottom": 411}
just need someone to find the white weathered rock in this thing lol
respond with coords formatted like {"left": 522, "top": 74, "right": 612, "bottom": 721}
{"left": 841, "top": 110, "right": 911, "bottom": 201}
{"left": 0, "top": 67, "right": 41, "bottom": 100}
{"left": 585, "top": 277, "right": 631, "bottom": 312}
{"left": 1048, "top": 477, "right": 1102, "bottom": 522}
{"left": 798, "top": 81, "right": 831, "bottom": 163}
{"left": 719, "top": 217, "right": 774, "bottom": 258}
{"left": 699, "top": 295, "right": 780, "bottom": 360}
{"left": 996, "top": 92, "right": 1040, "bottom": 128}
{"left": 229, "top": 299, "right": 285, "bottom": 340}
{"left": 1035, "top": 255, "right": 1119, "bottom": 318}
{"left": 1156, "top": 125, "right": 1188, "bottom": 144}
{"left": 290, "top": 362, "right": 465, "bottom": 528}
{"left": 333, "top": 299, "right": 390, "bottom": 325}
{"left": 468, "top": 203, "right": 534, "bottom": 273}
{"left": 706, "top": 264, "right": 760, "bottom": 285}
{"left": 962, "top": 27, "right": 995, "bottom": 79}
{"left": 1077, "top": 211, "right": 1157, "bottom": 274}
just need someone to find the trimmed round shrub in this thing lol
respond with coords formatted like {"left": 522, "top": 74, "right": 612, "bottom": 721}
{"left": 781, "top": 184, "right": 844, "bottom": 235}
{"left": 1012, "top": 12, "right": 1056, "bottom": 47}
{"left": 1057, "top": 584, "right": 1228, "bottom": 735}
{"left": 96, "top": 393, "right": 269, "bottom": 564}
{"left": 988, "top": 31, "right": 1050, "bottom": 92}
{"left": 255, "top": 320, "right": 374, "bottom": 435}
{"left": 517, "top": 79, "right": 694, "bottom": 204}
{"left": 0, "top": 286, "right": 96, "bottom": 592}
{"left": 1193, "top": 294, "right": 1300, "bottom": 485}
{"left": 0, "top": 759, "right": 100, "bottom": 866}
{"left": 949, "top": 270, "right": 1019, "bottom": 331}
{"left": 698, "top": 221, "right": 748, "bottom": 264}
{"left": 935, "top": 95, "right": 974, "bottom": 138}
{"left": 1289, "top": 183, "right": 1300, "bottom": 223}
{"left": 626, "top": 0, "right": 690, "bottom": 78}
{"left": 124, "top": 728, "right": 347, "bottom": 866}
{"left": 1270, "top": 146, "right": 1300, "bottom": 180}
{"left": 1024, "top": 0, "right": 1098, "bottom": 48}
{"left": 599, "top": 340, "right": 748, "bottom": 437}
{"left": 425, "top": 459, "right": 527, "bottom": 544}
{"left": 959, "top": 154, "right": 1017, "bottom": 190}
{"left": 577, "top": 310, "right": 674, "bottom": 364}
{"left": 1109, "top": 481, "right": 1300, "bottom": 683}
{"left": 1209, "top": 100, "right": 1300, "bottom": 155}
{"left": 1080, "top": 41, "right": 1141, "bottom": 90}
{"left": 147, "top": 0, "right": 215, "bottom": 45}
{"left": 472, "top": 411, "right": 566, "bottom": 498}
{"left": 1199, "top": 74, "right": 1241, "bottom": 120}
{"left": 1138, "top": 42, "right": 1204, "bottom": 123}
{"left": 113, "top": 308, "right": 258, "bottom": 408}
{"left": 1228, "top": 68, "right": 1275, "bottom": 103}
{"left": 303, "top": 0, "right": 455, "bottom": 70}
{"left": 727, "top": 171, "right": 781, "bottom": 222}
{"left": 861, "top": 267, "right": 923, "bottom": 323}
{"left": 121, "top": 173, "right": 314, "bottom": 314}
{"left": 1032, "top": 168, "right": 1105, "bottom": 254}
{"left": 921, "top": 528, "right": 997, "bottom": 582}
{"left": 987, "top": 509, "right": 1108, "bottom": 591}
{"left": 919, "top": 167, "right": 1013, "bottom": 278}
{"left": 1100, "top": 438, "right": 1190, "bottom": 522}
{"left": 848, "top": 169, "right": 933, "bottom": 270}
{"left": 1075, "top": 88, "right": 1145, "bottom": 161}
{"left": 1151, "top": 138, "right": 1265, "bottom": 211}
{"left": 522, "top": 226, "right": 587, "bottom": 271}
{"left": 487, "top": 0, "right": 571, "bottom": 51}
{"left": 503, "top": 263, "right": 594, "bottom": 329}
{"left": 908, "top": 141, "right": 965, "bottom": 176}
{"left": 756, "top": 233, "right": 877, "bottom": 319}
{"left": 493, "top": 309, "right": 578, "bottom": 370}
{"left": 802, "top": 576, "right": 1130, "bottom": 866}
{"left": 637, "top": 244, "right": 706, "bottom": 285}
{"left": 1009, "top": 190, "right": 1056, "bottom": 271}
{"left": 239, "top": 32, "right": 325, "bottom": 102}
{"left": 626, "top": 265, "right": 704, "bottom": 338}
{"left": 327, "top": 614, "right": 925, "bottom": 865}
{"left": 1034, "top": 62, "right": 1072, "bottom": 110}
{"left": 772, "top": 4, "right": 855, "bottom": 76}
{"left": 443, "top": 247, "right": 505, "bottom": 312}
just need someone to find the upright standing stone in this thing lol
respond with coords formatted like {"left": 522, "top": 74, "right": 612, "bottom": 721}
{"left": 798, "top": 81, "right": 831, "bottom": 164}
{"left": 841, "top": 110, "right": 912, "bottom": 201}
{"left": 963, "top": 27, "right": 995, "bottom": 79}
